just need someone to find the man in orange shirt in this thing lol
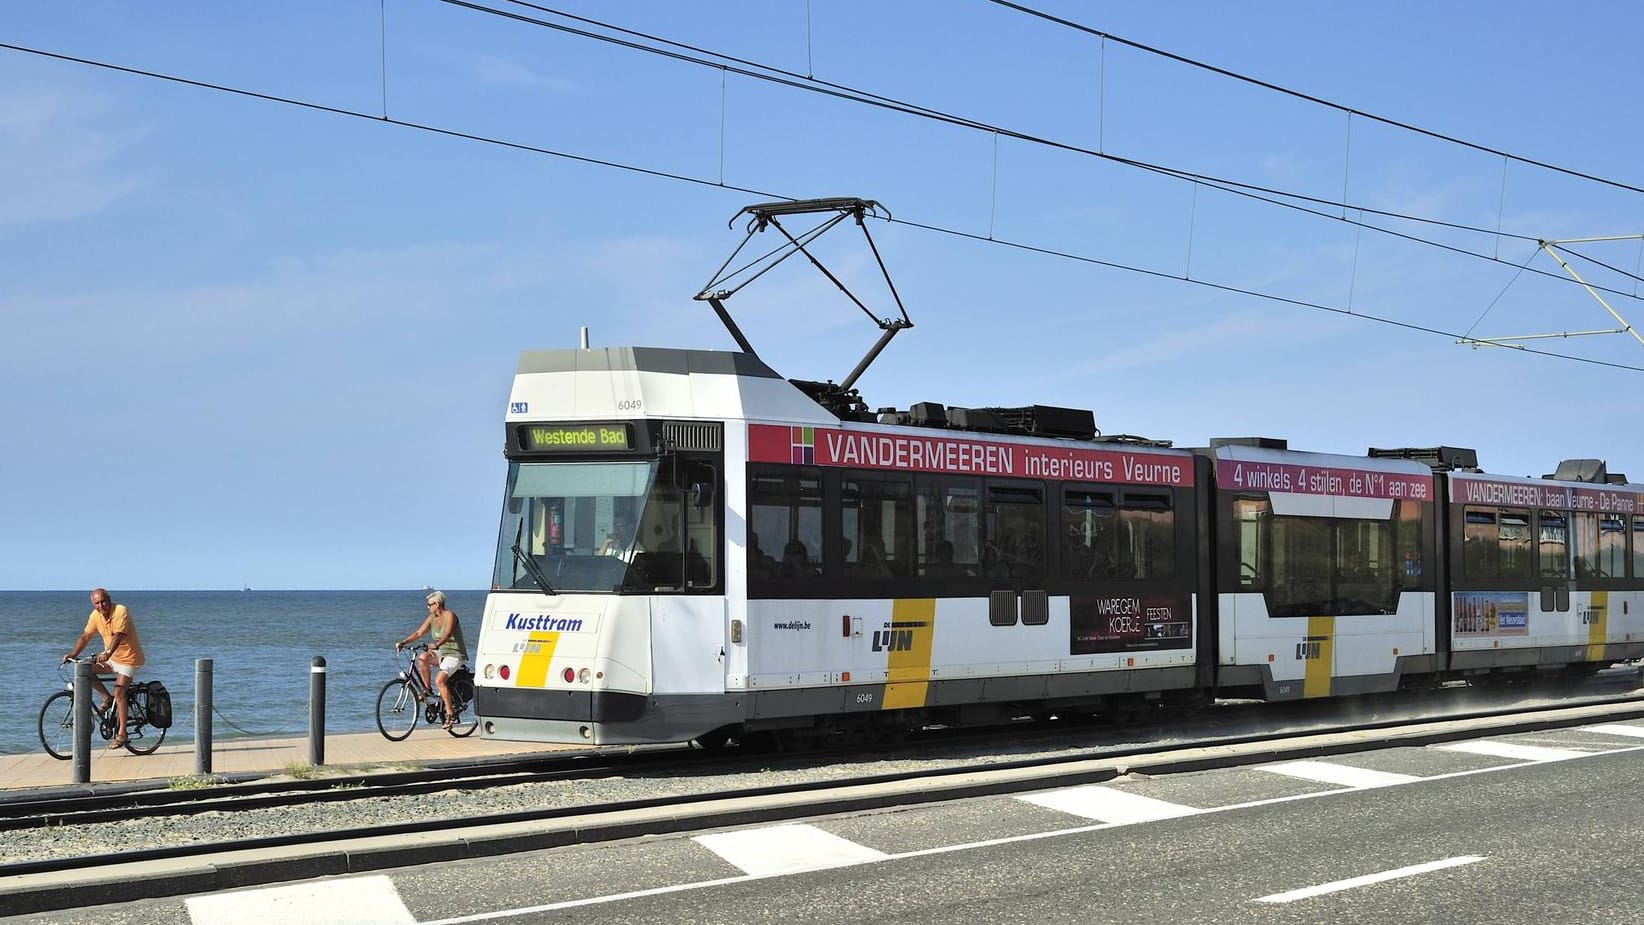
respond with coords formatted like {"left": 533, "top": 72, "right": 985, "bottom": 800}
{"left": 63, "top": 588, "right": 147, "bottom": 749}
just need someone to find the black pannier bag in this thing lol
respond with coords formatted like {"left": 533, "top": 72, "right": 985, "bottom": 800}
{"left": 450, "top": 668, "right": 475, "bottom": 705}
{"left": 144, "top": 680, "right": 174, "bottom": 729}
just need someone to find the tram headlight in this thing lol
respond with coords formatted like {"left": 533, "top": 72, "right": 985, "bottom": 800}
{"left": 483, "top": 663, "right": 495, "bottom": 680}
{"left": 578, "top": 668, "right": 591, "bottom": 684}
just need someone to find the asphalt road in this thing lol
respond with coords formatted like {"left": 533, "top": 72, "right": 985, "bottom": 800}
{"left": 9, "top": 718, "right": 1644, "bottom": 924}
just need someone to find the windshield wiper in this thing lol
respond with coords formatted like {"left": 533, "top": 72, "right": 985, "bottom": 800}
{"left": 511, "top": 542, "right": 556, "bottom": 594}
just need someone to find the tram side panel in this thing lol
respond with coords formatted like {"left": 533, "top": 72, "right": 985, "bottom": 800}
{"left": 1445, "top": 470, "right": 1644, "bottom": 675}
{"left": 739, "top": 422, "right": 1205, "bottom": 727}
{"left": 1208, "top": 445, "right": 1439, "bottom": 700}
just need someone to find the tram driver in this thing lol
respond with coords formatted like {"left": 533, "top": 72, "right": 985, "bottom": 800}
{"left": 598, "top": 518, "right": 643, "bottom": 562}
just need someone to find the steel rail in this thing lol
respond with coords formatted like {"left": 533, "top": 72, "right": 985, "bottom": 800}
{"left": 4, "top": 686, "right": 1643, "bottom": 881}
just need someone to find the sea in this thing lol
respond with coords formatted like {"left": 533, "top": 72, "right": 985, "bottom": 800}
{"left": 5, "top": 589, "right": 490, "bottom": 756}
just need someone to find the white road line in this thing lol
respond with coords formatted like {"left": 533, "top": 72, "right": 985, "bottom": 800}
{"left": 186, "top": 874, "right": 416, "bottom": 925}
{"left": 1258, "top": 760, "right": 1421, "bottom": 788}
{"left": 694, "top": 822, "right": 888, "bottom": 876}
{"left": 1018, "top": 785, "right": 1201, "bottom": 823}
{"left": 1436, "top": 741, "right": 1592, "bottom": 762}
{"left": 422, "top": 737, "right": 1627, "bottom": 923}
{"left": 1255, "top": 855, "right": 1485, "bottom": 904}
{"left": 1581, "top": 723, "right": 1644, "bottom": 739}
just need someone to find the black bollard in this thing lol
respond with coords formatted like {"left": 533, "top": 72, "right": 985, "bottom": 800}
{"left": 195, "top": 659, "right": 213, "bottom": 775}
{"left": 72, "top": 660, "right": 92, "bottom": 784}
{"left": 309, "top": 656, "right": 326, "bottom": 766}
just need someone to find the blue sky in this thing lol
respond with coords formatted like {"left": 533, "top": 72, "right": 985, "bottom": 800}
{"left": 5, "top": 1, "right": 1644, "bottom": 590}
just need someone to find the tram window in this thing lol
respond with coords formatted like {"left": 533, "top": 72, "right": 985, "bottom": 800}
{"left": 842, "top": 474, "right": 912, "bottom": 580}
{"left": 1572, "top": 513, "right": 1602, "bottom": 578}
{"left": 1633, "top": 516, "right": 1644, "bottom": 578}
{"left": 1336, "top": 519, "right": 1395, "bottom": 613}
{"left": 1269, "top": 516, "right": 1331, "bottom": 615}
{"left": 1232, "top": 497, "right": 1269, "bottom": 587}
{"left": 1597, "top": 514, "right": 1626, "bottom": 579}
{"left": 1538, "top": 511, "right": 1568, "bottom": 579}
{"left": 750, "top": 467, "right": 822, "bottom": 581}
{"left": 1119, "top": 490, "right": 1174, "bottom": 580}
{"left": 983, "top": 484, "right": 1045, "bottom": 581}
{"left": 1396, "top": 499, "right": 1425, "bottom": 590}
{"left": 1264, "top": 512, "right": 1398, "bottom": 617}
{"left": 1463, "top": 508, "right": 1498, "bottom": 579}
{"left": 1062, "top": 489, "right": 1117, "bottom": 580}
{"left": 916, "top": 477, "right": 980, "bottom": 578}
{"left": 1499, "top": 510, "right": 1532, "bottom": 580}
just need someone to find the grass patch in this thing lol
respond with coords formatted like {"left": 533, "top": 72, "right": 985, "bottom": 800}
{"left": 283, "top": 761, "right": 317, "bottom": 780}
{"left": 167, "top": 774, "right": 224, "bottom": 790}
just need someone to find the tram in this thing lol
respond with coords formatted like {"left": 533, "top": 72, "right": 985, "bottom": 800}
{"left": 469, "top": 199, "right": 1644, "bottom": 747}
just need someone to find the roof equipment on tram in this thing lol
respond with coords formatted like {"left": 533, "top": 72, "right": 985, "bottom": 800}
{"left": 1368, "top": 446, "right": 1480, "bottom": 471}
{"left": 1549, "top": 458, "right": 1610, "bottom": 483}
{"left": 695, "top": 197, "right": 911, "bottom": 419}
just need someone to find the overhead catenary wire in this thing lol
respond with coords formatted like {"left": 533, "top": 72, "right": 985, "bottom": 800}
{"left": 4, "top": 6, "right": 1644, "bottom": 372}
{"left": 468, "top": 0, "right": 1644, "bottom": 296}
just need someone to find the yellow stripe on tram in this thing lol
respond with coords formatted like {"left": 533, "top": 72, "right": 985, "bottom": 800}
{"left": 1586, "top": 590, "right": 1609, "bottom": 663}
{"left": 515, "top": 631, "right": 564, "bottom": 688}
{"left": 1302, "top": 615, "right": 1335, "bottom": 699}
{"left": 883, "top": 598, "right": 936, "bottom": 710}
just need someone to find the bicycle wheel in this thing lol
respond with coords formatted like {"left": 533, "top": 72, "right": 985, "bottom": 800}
{"left": 446, "top": 673, "right": 478, "bottom": 737}
{"left": 38, "top": 691, "right": 75, "bottom": 760}
{"left": 375, "top": 678, "right": 418, "bottom": 741}
{"left": 446, "top": 700, "right": 479, "bottom": 738}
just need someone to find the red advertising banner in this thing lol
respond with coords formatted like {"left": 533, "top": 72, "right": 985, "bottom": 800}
{"left": 748, "top": 424, "right": 1194, "bottom": 487}
{"left": 1451, "top": 476, "right": 1641, "bottom": 514}
{"left": 1215, "top": 459, "right": 1432, "bottom": 501}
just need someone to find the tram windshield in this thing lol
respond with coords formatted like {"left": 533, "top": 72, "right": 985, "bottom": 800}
{"left": 492, "top": 458, "right": 720, "bottom": 593}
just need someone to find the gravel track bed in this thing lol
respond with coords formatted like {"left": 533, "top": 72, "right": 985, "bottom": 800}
{"left": 9, "top": 682, "right": 1635, "bottom": 867}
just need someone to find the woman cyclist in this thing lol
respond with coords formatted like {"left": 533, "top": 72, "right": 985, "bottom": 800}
{"left": 395, "top": 590, "right": 469, "bottom": 730}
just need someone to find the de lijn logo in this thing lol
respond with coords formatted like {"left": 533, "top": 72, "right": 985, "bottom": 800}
{"left": 872, "top": 628, "right": 916, "bottom": 652}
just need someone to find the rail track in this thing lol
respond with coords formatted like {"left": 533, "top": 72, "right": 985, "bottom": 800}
{"left": 3, "top": 676, "right": 1642, "bottom": 877}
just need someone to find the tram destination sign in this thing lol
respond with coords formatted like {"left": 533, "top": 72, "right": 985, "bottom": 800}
{"left": 514, "top": 422, "right": 637, "bottom": 455}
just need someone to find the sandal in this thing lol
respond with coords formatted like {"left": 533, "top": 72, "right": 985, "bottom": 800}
{"left": 108, "top": 737, "right": 128, "bottom": 750}
{"left": 441, "top": 716, "right": 455, "bottom": 730}
{"left": 94, "top": 699, "right": 113, "bottom": 716}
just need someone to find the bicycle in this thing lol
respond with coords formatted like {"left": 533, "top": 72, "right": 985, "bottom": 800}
{"left": 39, "top": 658, "right": 168, "bottom": 759}
{"left": 375, "top": 643, "right": 477, "bottom": 740}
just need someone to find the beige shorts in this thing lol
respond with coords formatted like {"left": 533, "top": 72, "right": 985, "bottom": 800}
{"left": 107, "top": 661, "right": 137, "bottom": 679}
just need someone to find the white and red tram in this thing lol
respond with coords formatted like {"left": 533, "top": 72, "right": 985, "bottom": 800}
{"left": 470, "top": 346, "right": 1644, "bottom": 746}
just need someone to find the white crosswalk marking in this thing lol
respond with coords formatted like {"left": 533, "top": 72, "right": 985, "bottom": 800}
{"left": 694, "top": 823, "right": 887, "bottom": 876}
{"left": 1581, "top": 723, "right": 1644, "bottom": 739}
{"left": 186, "top": 875, "right": 415, "bottom": 925}
{"left": 1436, "top": 741, "right": 1592, "bottom": 762}
{"left": 1018, "top": 785, "right": 1200, "bottom": 823}
{"left": 1258, "top": 760, "right": 1421, "bottom": 788}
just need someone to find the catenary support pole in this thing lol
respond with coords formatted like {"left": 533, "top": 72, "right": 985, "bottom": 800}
{"left": 309, "top": 656, "right": 326, "bottom": 766}
{"left": 195, "top": 658, "right": 213, "bottom": 775}
{"left": 72, "top": 660, "right": 92, "bottom": 784}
